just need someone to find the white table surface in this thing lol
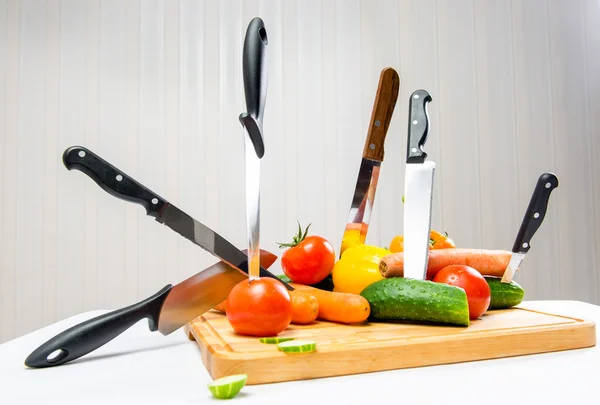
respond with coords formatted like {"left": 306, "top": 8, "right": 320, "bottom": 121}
{"left": 1, "top": 300, "right": 598, "bottom": 405}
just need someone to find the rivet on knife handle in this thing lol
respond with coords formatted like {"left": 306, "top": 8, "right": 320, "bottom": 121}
{"left": 240, "top": 17, "right": 268, "bottom": 159}
{"left": 362, "top": 67, "right": 400, "bottom": 162}
{"left": 512, "top": 172, "right": 559, "bottom": 254}
{"left": 406, "top": 89, "right": 432, "bottom": 164}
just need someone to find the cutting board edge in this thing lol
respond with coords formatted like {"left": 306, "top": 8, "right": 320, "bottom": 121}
{"left": 197, "top": 320, "right": 596, "bottom": 385}
{"left": 186, "top": 310, "right": 596, "bottom": 385}
{"left": 185, "top": 306, "right": 596, "bottom": 385}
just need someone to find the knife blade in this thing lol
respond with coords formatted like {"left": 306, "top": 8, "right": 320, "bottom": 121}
{"left": 59, "top": 145, "right": 291, "bottom": 290}
{"left": 402, "top": 89, "right": 435, "bottom": 280}
{"left": 239, "top": 17, "right": 268, "bottom": 279}
{"left": 24, "top": 249, "right": 278, "bottom": 368}
{"left": 340, "top": 67, "right": 400, "bottom": 256}
{"left": 501, "top": 172, "right": 559, "bottom": 283}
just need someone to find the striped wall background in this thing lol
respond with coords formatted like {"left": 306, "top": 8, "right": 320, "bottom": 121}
{"left": 1, "top": 0, "right": 599, "bottom": 343}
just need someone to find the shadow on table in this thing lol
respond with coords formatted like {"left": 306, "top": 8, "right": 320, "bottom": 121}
{"left": 23, "top": 340, "right": 190, "bottom": 368}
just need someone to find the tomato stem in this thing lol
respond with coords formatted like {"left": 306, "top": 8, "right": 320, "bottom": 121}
{"left": 276, "top": 221, "right": 312, "bottom": 248}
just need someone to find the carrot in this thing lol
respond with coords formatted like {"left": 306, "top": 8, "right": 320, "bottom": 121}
{"left": 213, "top": 300, "right": 227, "bottom": 314}
{"left": 212, "top": 290, "right": 320, "bottom": 325}
{"left": 379, "top": 248, "right": 512, "bottom": 280}
{"left": 290, "top": 290, "right": 319, "bottom": 324}
{"left": 290, "top": 283, "right": 370, "bottom": 324}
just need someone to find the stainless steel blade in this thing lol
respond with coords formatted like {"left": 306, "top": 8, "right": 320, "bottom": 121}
{"left": 155, "top": 203, "right": 285, "bottom": 287}
{"left": 158, "top": 261, "right": 246, "bottom": 334}
{"left": 403, "top": 161, "right": 435, "bottom": 280}
{"left": 157, "top": 249, "right": 278, "bottom": 335}
{"left": 341, "top": 158, "right": 381, "bottom": 252}
{"left": 501, "top": 252, "right": 526, "bottom": 283}
{"left": 244, "top": 126, "right": 261, "bottom": 280}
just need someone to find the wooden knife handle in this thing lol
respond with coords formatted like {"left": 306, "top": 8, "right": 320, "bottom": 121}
{"left": 362, "top": 67, "right": 400, "bottom": 161}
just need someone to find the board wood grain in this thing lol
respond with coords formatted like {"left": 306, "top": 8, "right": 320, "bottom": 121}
{"left": 185, "top": 305, "right": 596, "bottom": 385}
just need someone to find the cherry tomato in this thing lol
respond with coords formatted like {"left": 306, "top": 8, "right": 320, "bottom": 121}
{"left": 279, "top": 222, "right": 335, "bottom": 285}
{"left": 433, "top": 265, "right": 491, "bottom": 319}
{"left": 389, "top": 235, "right": 404, "bottom": 253}
{"left": 226, "top": 277, "right": 292, "bottom": 337}
{"left": 431, "top": 238, "right": 456, "bottom": 249}
{"left": 430, "top": 230, "right": 457, "bottom": 249}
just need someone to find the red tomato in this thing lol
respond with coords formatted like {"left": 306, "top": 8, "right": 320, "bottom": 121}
{"left": 278, "top": 223, "right": 335, "bottom": 285}
{"left": 226, "top": 277, "right": 292, "bottom": 337}
{"left": 433, "top": 265, "right": 491, "bottom": 319}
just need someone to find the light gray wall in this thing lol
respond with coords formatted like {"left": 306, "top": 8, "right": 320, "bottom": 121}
{"left": 1, "top": 0, "right": 599, "bottom": 343}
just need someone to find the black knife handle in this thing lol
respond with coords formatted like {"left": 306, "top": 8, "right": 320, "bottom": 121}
{"left": 512, "top": 172, "right": 559, "bottom": 253}
{"left": 406, "top": 89, "right": 433, "bottom": 163}
{"left": 24, "top": 285, "right": 172, "bottom": 368}
{"left": 62, "top": 146, "right": 168, "bottom": 218}
{"left": 239, "top": 113, "right": 264, "bottom": 158}
{"left": 241, "top": 17, "right": 267, "bottom": 158}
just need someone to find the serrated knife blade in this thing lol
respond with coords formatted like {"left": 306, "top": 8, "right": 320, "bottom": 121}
{"left": 23, "top": 145, "right": 290, "bottom": 369}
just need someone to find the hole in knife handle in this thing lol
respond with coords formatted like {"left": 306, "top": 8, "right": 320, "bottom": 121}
{"left": 47, "top": 349, "right": 68, "bottom": 364}
{"left": 258, "top": 27, "right": 268, "bottom": 45}
{"left": 78, "top": 150, "right": 85, "bottom": 158}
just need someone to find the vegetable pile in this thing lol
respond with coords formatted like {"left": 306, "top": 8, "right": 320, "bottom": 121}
{"left": 213, "top": 221, "right": 525, "bottom": 339}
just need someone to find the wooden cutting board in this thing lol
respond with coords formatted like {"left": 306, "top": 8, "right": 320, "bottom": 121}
{"left": 184, "top": 304, "right": 596, "bottom": 385}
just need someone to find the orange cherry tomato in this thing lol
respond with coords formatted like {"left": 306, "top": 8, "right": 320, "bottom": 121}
{"left": 430, "top": 230, "right": 456, "bottom": 249}
{"left": 226, "top": 277, "right": 293, "bottom": 337}
{"left": 389, "top": 235, "right": 404, "bottom": 253}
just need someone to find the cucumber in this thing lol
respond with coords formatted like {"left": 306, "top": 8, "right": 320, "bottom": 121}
{"left": 485, "top": 276, "right": 525, "bottom": 309}
{"left": 259, "top": 336, "right": 294, "bottom": 344}
{"left": 360, "top": 277, "right": 470, "bottom": 326}
{"left": 207, "top": 374, "right": 248, "bottom": 399}
{"left": 277, "top": 339, "right": 317, "bottom": 353}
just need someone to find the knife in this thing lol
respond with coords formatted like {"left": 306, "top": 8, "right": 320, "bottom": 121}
{"left": 239, "top": 17, "right": 267, "bottom": 279}
{"left": 24, "top": 145, "right": 291, "bottom": 368}
{"left": 340, "top": 67, "right": 400, "bottom": 256}
{"left": 402, "top": 89, "right": 435, "bottom": 280}
{"left": 501, "top": 172, "right": 559, "bottom": 283}
{"left": 24, "top": 249, "right": 279, "bottom": 368}
{"left": 58, "top": 146, "right": 291, "bottom": 288}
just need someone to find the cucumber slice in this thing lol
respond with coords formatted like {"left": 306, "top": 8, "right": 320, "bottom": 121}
{"left": 277, "top": 339, "right": 317, "bottom": 353}
{"left": 207, "top": 374, "right": 248, "bottom": 399}
{"left": 259, "top": 336, "right": 294, "bottom": 344}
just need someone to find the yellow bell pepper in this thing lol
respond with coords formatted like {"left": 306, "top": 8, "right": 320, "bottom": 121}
{"left": 331, "top": 244, "right": 391, "bottom": 295}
